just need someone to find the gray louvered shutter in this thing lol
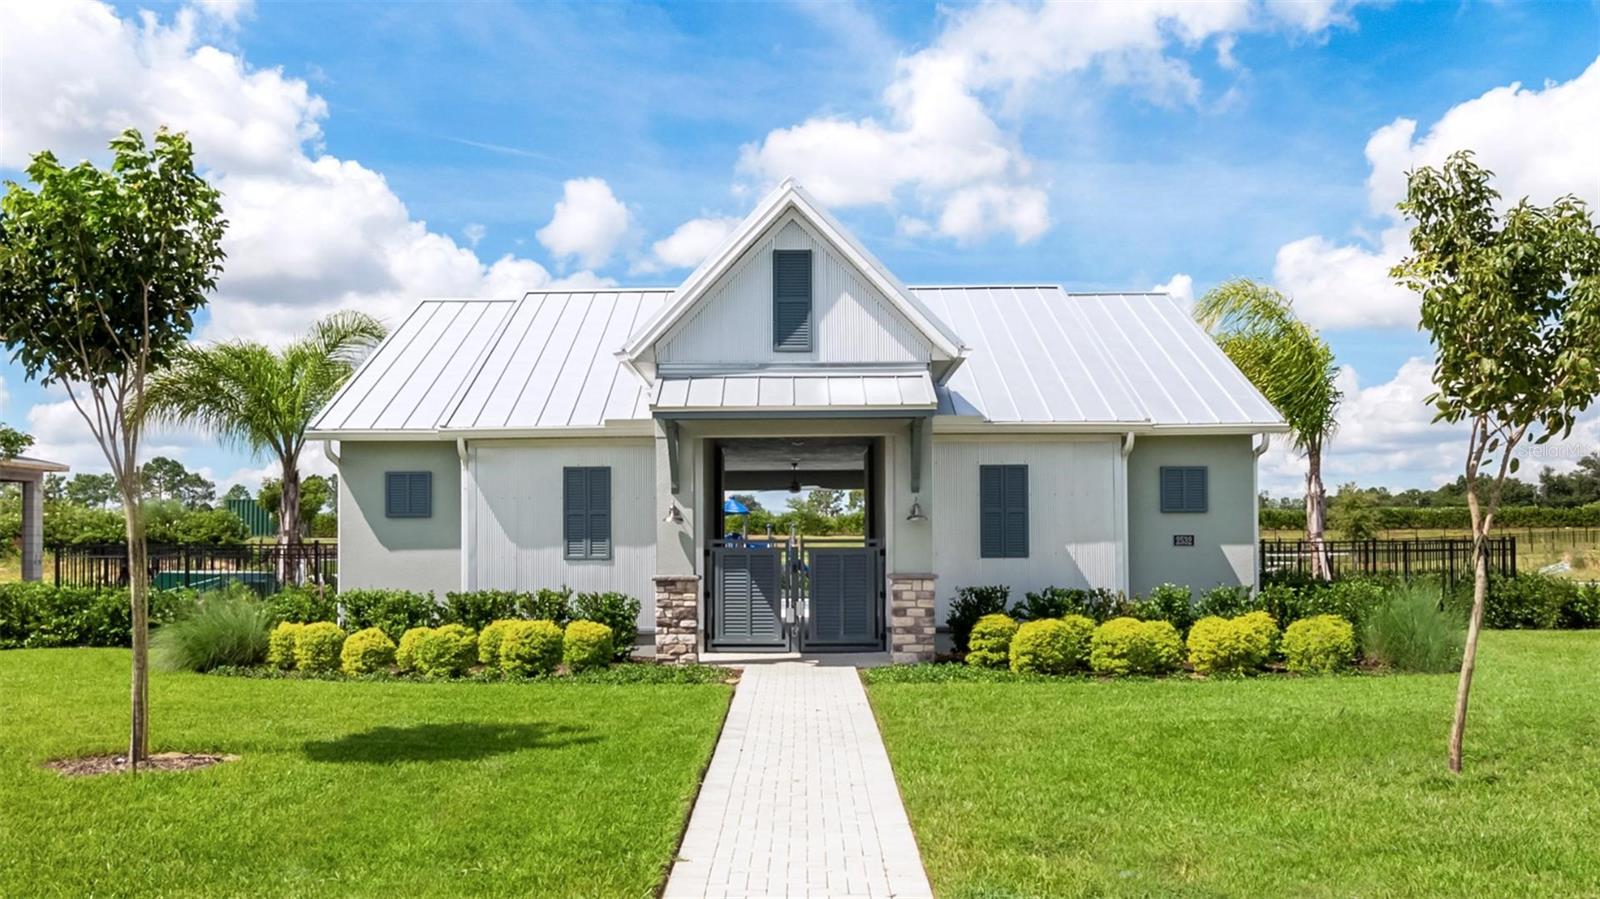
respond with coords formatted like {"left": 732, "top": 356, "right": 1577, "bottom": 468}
{"left": 979, "top": 465, "right": 1005, "bottom": 558}
{"left": 587, "top": 467, "right": 611, "bottom": 559}
{"left": 1184, "top": 467, "right": 1207, "bottom": 513}
{"left": 1003, "top": 465, "right": 1029, "bottom": 558}
{"left": 1160, "top": 467, "right": 1185, "bottom": 512}
{"left": 772, "top": 249, "right": 812, "bottom": 352}
{"left": 564, "top": 467, "right": 588, "bottom": 558}
{"left": 408, "top": 472, "right": 431, "bottom": 518}
{"left": 385, "top": 471, "right": 430, "bottom": 518}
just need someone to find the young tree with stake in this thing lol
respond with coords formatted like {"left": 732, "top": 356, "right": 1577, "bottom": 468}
{"left": 1392, "top": 150, "right": 1600, "bottom": 774}
{"left": 0, "top": 128, "right": 226, "bottom": 769}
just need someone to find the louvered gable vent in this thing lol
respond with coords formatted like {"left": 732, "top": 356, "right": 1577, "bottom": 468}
{"left": 772, "top": 249, "right": 813, "bottom": 352}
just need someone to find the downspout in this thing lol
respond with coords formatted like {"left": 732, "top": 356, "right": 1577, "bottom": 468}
{"left": 457, "top": 438, "right": 471, "bottom": 592}
{"left": 1252, "top": 434, "right": 1271, "bottom": 592}
{"left": 1119, "top": 432, "right": 1135, "bottom": 597}
{"left": 321, "top": 439, "right": 340, "bottom": 466}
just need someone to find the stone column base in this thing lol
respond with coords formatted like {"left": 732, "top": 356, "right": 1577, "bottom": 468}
{"left": 888, "top": 573, "right": 937, "bottom": 663}
{"left": 654, "top": 575, "right": 701, "bottom": 664}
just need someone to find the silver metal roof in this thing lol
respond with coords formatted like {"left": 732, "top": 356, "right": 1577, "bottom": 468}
{"left": 651, "top": 371, "right": 937, "bottom": 413}
{"left": 912, "top": 287, "right": 1285, "bottom": 428}
{"left": 311, "top": 286, "right": 1285, "bottom": 438}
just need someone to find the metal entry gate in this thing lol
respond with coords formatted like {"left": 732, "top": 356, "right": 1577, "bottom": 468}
{"left": 708, "top": 537, "right": 884, "bottom": 652}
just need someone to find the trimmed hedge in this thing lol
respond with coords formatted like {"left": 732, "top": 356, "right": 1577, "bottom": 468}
{"left": 965, "top": 614, "right": 1018, "bottom": 668}
{"left": 1186, "top": 612, "right": 1279, "bottom": 676}
{"left": 1262, "top": 503, "right": 1600, "bottom": 530}
{"left": 294, "top": 622, "right": 346, "bottom": 673}
{"left": 1090, "top": 618, "right": 1183, "bottom": 676}
{"left": 1282, "top": 615, "right": 1356, "bottom": 674}
{"left": 340, "top": 627, "right": 397, "bottom": 676}
{"left": 411, "top": 623, "right": 477, "bottom": 678}
{"left": 477, "top": 619, "right": 516, "bottom": 666}
{"left": 267, "top": 622, "right": 303, "bottom": 669}
{"left": 0, "top": 583, "right": 195, "bottom": 649}
{"left": 573, "top": 591, "right": 640, "bottom": 661}
{"left": 948, "top": 585, "right": 1010, "bottom": 652}
{"left": 499, "top": 619, "right": 564, "bottom": 677}
{"left": 395, "top": 627, "right": 430, "bottom": 673}
{"left": 562, "top": 620, "right": 614, "bottom": 672}
{"left": 337, "top": 589, "right": 438, "bottom": 641}
{"left": 1010, "top": 616, "right": 1094, "bottom": 675}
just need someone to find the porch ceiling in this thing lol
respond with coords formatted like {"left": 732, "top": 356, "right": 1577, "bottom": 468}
{"left": 651, "top": 370, "right": 937, "bottom": 414}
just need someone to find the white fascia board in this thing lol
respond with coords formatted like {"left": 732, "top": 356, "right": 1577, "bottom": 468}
{"left": 930, "top": 419, "right": 1290, "bottom": 436}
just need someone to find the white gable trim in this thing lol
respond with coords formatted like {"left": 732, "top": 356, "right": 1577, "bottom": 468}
{"left": 622, "top": 180, "right": 967, "bottom": 369}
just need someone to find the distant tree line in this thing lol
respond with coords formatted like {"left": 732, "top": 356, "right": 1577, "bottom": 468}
{"left": 1261, "top": 453, "right": 1600, "bottom": 512}
{"left": 722, "top": 489, "right": 866, "bottom": 538}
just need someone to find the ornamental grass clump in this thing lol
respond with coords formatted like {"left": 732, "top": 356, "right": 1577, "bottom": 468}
{"left": 412, "top": 623, "right": 477, "bottom": 678}
{"left": 267, "top": 622, "right": 305, "bottom": 669}
{"left": 1089, "top": 617, "right": 1182, "bottom": 676}
{"left": 965, "top": 614, "right": 1018, "bottom": 668}
{"left": 499, "top": 619, "right": 564, "bottom": 677}
{"left": 1362, "top": 585, "right": 1464, "bottom": 673}
{"left": 1281, "top": 614, "right": 1356, "bottom": 674}
{"left": 1186, "top": 611, "right": 1279, "bottom": 676}
{"left": 294, "top": 622, "right": 347, "bottom": 673}
{"left": 562, "top": 620, "right": 614, "bottom": 672}
{"left": 153, "top": 591, "right": 272, "bottom": 672}
{"left": 340, "top": 627, "right": 397, "bottom": 676}
{"left": 1009, "top": 615, "right": 1095, "bottom": 675}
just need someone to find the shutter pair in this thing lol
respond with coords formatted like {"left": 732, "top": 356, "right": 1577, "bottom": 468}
{"left": 979, "top": 465, "right": 1028, "bottom": 558}
{"left": 384, "top": 471, "right": 431, "bottom": 518}
{"left": 1160, "top": 466, "right": 1208, "bottom": 513}
{"left": 564, "top": 467, "right": 612, "bottom": 559}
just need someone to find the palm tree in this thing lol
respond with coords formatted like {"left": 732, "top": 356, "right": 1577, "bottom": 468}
{"left": 1194, "top": 279, "right": 1342, "bottom": 579}
{"left": 145, "top": 311, "right": 385, "bottom": 550}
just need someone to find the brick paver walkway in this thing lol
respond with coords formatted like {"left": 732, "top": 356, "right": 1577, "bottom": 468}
{"left": 664, "top": 663, "right": 933, "bottom": 898}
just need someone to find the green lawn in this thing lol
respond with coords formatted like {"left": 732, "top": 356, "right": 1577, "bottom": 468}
{"left": 0, "top": 649, "right": 731, "bottom": 898}
{"left": 867, "top": 630, "right": 1600, "bottom": 898}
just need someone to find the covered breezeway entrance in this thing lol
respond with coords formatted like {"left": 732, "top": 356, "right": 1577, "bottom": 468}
{"left": 705, "top": 437, "right": 885, "bottom": 653}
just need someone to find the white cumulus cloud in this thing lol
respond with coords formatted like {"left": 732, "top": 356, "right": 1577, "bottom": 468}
{"left": 738, "top": 0, "right": 1359, "bottom": 245}
{"left": 536, "top": 177, "right": 631, "bottom": 269}
{"left": 1153, "top": 273, "right": 1194, "bottom": 304}
{"left": 1274, "top": 56, "right": 1600, "bottom": 331}
{"left": 637, "top": 216, "right": 741, "bottom": 273}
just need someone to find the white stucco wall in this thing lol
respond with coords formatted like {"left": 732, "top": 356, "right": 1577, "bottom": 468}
{"left": 337, "top": 441, "right": 462, "bottom": 598}
{"left": 930, "top": 435, "right": 1126, "bottom": 625}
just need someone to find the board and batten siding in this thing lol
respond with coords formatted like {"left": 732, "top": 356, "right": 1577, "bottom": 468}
{"left": 931, "top": 437, "right": 1126, "bottom": 626}
{"left": 469, "top": 439, "right": 657, "bottom": 630}
{"left": 656, "top": 215, "right": 933, "bottom": 366}
{"left": 337, "top": 441, "right": 462, "bottom": 598}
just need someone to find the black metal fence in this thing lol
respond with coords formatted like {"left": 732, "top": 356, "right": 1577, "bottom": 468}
{"left": 1260, "top": 537, "right": 1517, "bottom": 585}
{"left": 51, "top": 542, "right": 337, "bottom": 593}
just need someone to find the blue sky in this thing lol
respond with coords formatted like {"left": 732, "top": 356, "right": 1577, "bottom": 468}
{"left": 2, "top": 0, "right": 1598, "bottom": 496}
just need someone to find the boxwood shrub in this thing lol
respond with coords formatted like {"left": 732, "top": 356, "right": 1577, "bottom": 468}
{"left": 1563, "top": 582, "right": 1600, "bottom": 629}
{"left": 572, "top": 591, "right": 640, "bottom": 660}
{"left": 499, "top": 619, "right": 564, "bottom": 677}
{"left": 294, "top": 622, "right": 347, "bottom": 673}
{"left": 412, "top": 623, "right": 477, "bottom": 678}
{"left": 1089, "top": 617, "right": 1183, "bottom": 676}
{"left": 396, "top": 627, "right": 431, "bottom": 673}
{"left": 965, "top": 614, "right": 1017, "bottom": 668}
{"left": 1132, "top": 583, "right": 1197, "bottom": 634}
{"left": 562, "top": 619, "right": 614, "bottom": 672}
{"left": 947, "top": 585, "right": 1010, "bottom": 652}
{"left": 1281, "top": 614, "right": 1356, "bottom": 674}
{"left": 340, "top": 627, "right": 397, "bottom": 676}
{"left": 477, "top": 619, "right": 516, "bottom": 666}
{"left": 1010, "top": 615, "right": 1094, "bottom": 675}
{"left": 1186, "top": 611, "right": 1279, "bottom": 676}
{"left": 267, "top": 621, "right": 305, "bottom": 669}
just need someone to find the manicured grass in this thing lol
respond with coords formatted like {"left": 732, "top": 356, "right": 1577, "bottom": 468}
{"left": 1, "top": 649, "right": 731, "bottom": 897}
{"left": 867, "top": 631, "right": 1600, "bottom": 898}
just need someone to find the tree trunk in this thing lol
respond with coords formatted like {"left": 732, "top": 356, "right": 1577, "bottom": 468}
{"left": 1305, "top": 444, "right": 1331, "bottom": 580}
{"left": 118, "top": 476, "right": 149, "bottom": 768}
{"left": 1448, "top": 532, "right": 1490, "bottom": 773}
{"left": 278, "top": 455, "right": 302, "bottom": 585}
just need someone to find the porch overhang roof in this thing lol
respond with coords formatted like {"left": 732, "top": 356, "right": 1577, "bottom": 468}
{"left": 650, "top": 370, "right": 938, "bottom": 416}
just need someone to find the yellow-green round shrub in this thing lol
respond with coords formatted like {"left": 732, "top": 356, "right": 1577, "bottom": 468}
{"left": 1186, "top": 612, "right": 1279, "bottom": 676}
{"left": 477, "top": 619, "right": 516, "bottom": 666}
{"left": 396, "top": 626, "right": 431, "bottom": 673}
{"left": 294, "top": 621, "right": 347, "bottom": 673}
{"left": 267, "top": 621, "right": 304, "bottom": 669}
{"left": 412, "top": 623, "right": 477, "bottom": 678}
{"left": 1282, "top": 614, "right": 1356, "bottom": 674}
{"left": 1090, "top": 617, "right": 1182, "bottom": 676}
{"left": 966, "top": 614, "right": 1018, "bottom": 668}
{"left": 1010, "top": 615, "right": 1095, "bottom": 674}
{"left": 340, "top": 627, "right": 396, "bottom": 676}
{"left": 563, "top": 619, "right": 614, "bottom": 672}
{"left": 498, "top": 619, "right": 564, "bottom": 677}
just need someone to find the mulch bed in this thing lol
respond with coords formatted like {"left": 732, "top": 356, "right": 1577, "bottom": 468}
{"left": 43, "top": 752, "right": 239, "bottom": 777}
